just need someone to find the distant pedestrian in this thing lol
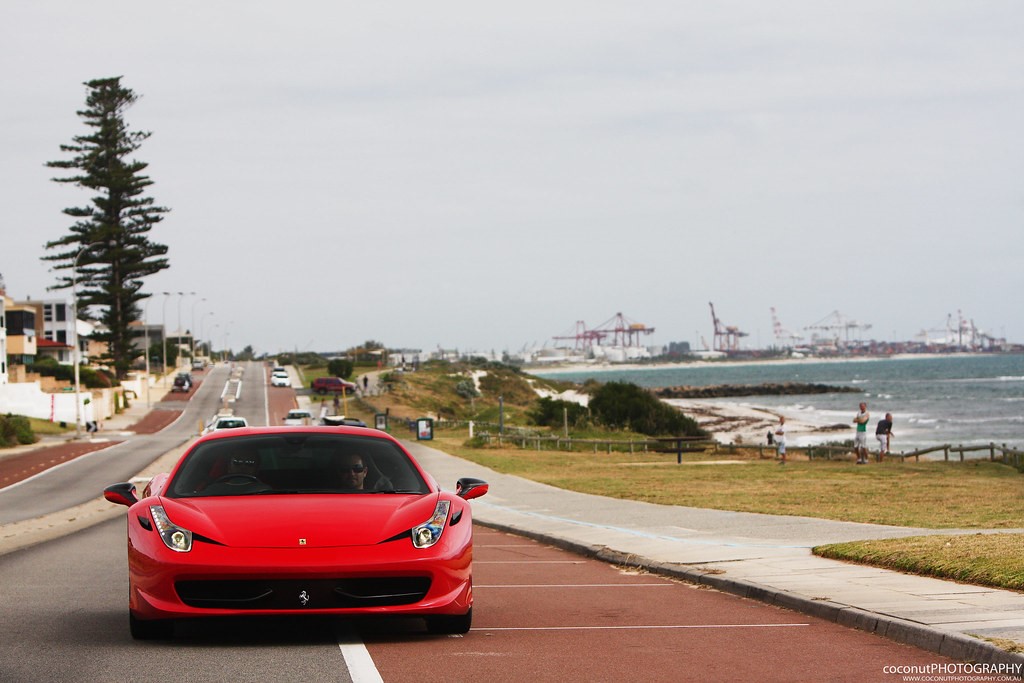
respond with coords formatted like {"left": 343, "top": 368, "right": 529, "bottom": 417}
{"left": 766, "top": 429, "right": 774, "bottom": 446}
{"left": 774, "top": 416, "right": 787, "bottom": 464}
{"left": 875, "top": 413, "right": 894, "bottom": 462}
{"left": 363, "top": 375, "right": 369, "bottom": 391}
{"left": 853, "top": 402, "right": 870, "bottom": 464}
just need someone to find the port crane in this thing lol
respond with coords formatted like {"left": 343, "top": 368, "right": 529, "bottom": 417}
{"left": 552, "top": 313, "right": 654, "bottom": 351}
{"left": 708, "top": 302, "right": 748, "bottom": 352}
{"left": 593, "top": 312, "right": 655, "bottom": 347}
{"left": 805, "top": 310, "right": 872, "bottom": 348}
{"left": 770, "top": 307, "right": 804, "bottom": 347}
{"left": 552, "top": 320, "right": 605, "bottom": 352}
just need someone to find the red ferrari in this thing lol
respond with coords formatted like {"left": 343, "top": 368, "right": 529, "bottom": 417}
{"left": 104, "top": 426, "right": 488, "bottom": 640}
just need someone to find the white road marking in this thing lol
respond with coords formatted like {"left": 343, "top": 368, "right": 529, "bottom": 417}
{"left": 336, "top": 623, "right": 383, "bottom": 683}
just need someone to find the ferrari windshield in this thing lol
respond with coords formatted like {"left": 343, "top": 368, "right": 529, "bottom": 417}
{"left": 167, "top": 433, "right": 430, "bottom": 497}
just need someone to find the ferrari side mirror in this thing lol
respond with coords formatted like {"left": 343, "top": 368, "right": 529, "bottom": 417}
{"left": 104, "top": 482, "right": 139, "bottom": 507}
{"left": 455, "top": 477, "right": 488, "bottom": 500}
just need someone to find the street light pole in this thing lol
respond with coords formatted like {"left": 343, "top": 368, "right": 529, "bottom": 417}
{"left": 200, "top": 311, "right": 213, "bottom": 360}
{"left": 225, "top": 321, "right": 235, "bottom": 363}
{"left": 161, "top": 292, "right": 172, "bottom": 386}
{"left": 143, "top": 296, "right": 152, "bottom": 409}
{"left": 190, "top": 296, "right": 205, "bottom": 362}
{"left": 71, "top": 247, "right": 88, "bottom": 439}
{"left": 210, "top": 323, "right": 220, "bottom": 361}
{"left": 175, "top": 291, "right": 194, "bottom": 370}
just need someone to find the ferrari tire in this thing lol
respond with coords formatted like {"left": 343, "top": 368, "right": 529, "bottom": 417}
{"left": 129, "top": 612, "right": 174, "bottom": 640}
{"left": 426, "top": 607, "right": 472, "bottom": 635}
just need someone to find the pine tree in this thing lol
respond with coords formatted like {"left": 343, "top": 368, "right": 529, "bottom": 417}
{"left": 43, "top": 77, "right": 170, "bottom": 380}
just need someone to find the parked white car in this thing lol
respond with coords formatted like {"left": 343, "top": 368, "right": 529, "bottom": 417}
{"left": 283, "top": 409, "right": 313, "bottom": 426}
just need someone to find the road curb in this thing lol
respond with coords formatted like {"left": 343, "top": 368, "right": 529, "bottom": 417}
{"left": 475, "top": 518, "right": 1024, "bottom": 670}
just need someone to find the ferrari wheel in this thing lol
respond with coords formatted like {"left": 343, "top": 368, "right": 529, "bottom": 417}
{"left": 129, "top": 612, "right": 174, "bottom": 640}
{"left": 426, "top": 607, "right": 472, "bottom": 635}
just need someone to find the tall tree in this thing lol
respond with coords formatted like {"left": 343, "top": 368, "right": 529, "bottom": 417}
{"left": 42, "top": 77, "right": 170, "bottom": 379}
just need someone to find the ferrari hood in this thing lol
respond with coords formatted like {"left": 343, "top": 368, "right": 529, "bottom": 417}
{"left": 158, "top": 493, "right": 441, "bottom": 549}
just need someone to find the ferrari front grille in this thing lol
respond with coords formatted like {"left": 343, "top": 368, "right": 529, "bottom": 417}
{"left": 176, "top": 577, "right": 432, "bottom": 610}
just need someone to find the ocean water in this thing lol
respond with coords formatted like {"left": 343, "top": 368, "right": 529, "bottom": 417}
{"left": 531, "top": 354, "right": 1024, "bottom": 452}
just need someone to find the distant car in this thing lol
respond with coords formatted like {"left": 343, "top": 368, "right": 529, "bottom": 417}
{"left": 283, "top": 409, "right": 313, "bottom": 426}
{"left": 270, "top": 371, "right": 290, "bottom": 387}
{"left": 203, "top": 416, "right": 249, "bottom": 434}
{"left": 102, "top": 426, "right": 489, "bottom": 639}
{"left": 311, "top": 377, "right": 358, "bottom": 395}
{"left": 171, "top": 373, "right": 193, "bottom": 393}
{"left": 191, "top": 360, "right": 205, "bottom": 371}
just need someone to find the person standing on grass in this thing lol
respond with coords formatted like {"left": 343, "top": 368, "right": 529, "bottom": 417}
{"left": 875, "top": 412, "right": 894, "bottom": 462}
{"left": 853, "top": 402, "right": 870, "bottom": 464}
{"left": 774, "top": 416, "right": 787, "bottom": 464}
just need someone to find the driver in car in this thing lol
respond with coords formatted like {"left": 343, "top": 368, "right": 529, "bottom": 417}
{"left": 335, "top": 453, "right": 368, "bottom": 490}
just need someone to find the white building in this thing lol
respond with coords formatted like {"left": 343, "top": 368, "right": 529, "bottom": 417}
{"left": 19, "top": 297, "right": 95, "bottom": 365}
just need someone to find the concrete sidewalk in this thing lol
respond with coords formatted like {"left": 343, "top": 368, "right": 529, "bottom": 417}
{"left": 406, "top": 439, "right": 1024, "bottom": 669}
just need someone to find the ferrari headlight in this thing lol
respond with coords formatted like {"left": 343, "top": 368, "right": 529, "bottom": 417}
{"left": 411, "top": 501, "right": 450, "bottom": 548}
{"left": 150, "top": 505, "right": 193, "bottom": 553}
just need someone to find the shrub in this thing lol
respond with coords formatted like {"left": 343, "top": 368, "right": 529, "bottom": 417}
{"left": 527, "top": 396, "right": 589, "bottom": 429}
{"left": 327, "top": 359, "right": 354, "bottom": 380}
{"left": 27, "top": 362, "right": 114, "bottom": 389}
{"left": 454, "top": 379, "right": 479, "bottom": 400}
{"left": 589, "top": 382, "right": 707, "bottom": 438}
{"left": 1, "top": 414, "right": 36, "bottom": 447}
{"left": 463, "top": 435, "right": 490, "bottom": 448}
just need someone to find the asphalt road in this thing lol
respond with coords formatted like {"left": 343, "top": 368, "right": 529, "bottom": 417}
{"left": 0, "top": 515, "right": 957, "bottom": 682}
{"left": 0, "top": 362, "right": 962, "bottom": 681}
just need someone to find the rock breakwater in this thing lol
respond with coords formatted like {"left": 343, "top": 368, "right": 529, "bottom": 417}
{"left": 652, "top": 383, "right": 860, "bottom": 399}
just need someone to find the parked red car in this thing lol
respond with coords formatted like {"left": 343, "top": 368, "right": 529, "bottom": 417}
{"left": 103, "top": 426, "right": 488, "bottom": 639}
{"left": 311, "top": 376, "right": 358, "bottom": 394}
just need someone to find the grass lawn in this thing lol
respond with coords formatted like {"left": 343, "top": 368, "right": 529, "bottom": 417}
{"left": 433, "top": 433, "right": 1023, "bottom": 528}
{"left": 815, "top": 533, "right": 1024, "bottom": 593}
{"left": 28, "top": 418, "right": 73, "bottom": 437}
{"left": 416, "top": 428, "right": 1024, "bottom": 593}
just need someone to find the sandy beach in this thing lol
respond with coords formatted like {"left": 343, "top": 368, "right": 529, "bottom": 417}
{"left": 532, "top": 382, "right": 831, "bottom": 448}
{"left": 661, "top": 398, "right": 839, "bottom": 447}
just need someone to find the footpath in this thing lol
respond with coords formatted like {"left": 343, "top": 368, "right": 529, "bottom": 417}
{"left": 2, "top": 380, "right": 1022, "bottom": 672}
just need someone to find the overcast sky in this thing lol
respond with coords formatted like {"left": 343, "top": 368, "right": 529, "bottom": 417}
{"left": 3, "top": 1, "right": 1022, "bottom": 356}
